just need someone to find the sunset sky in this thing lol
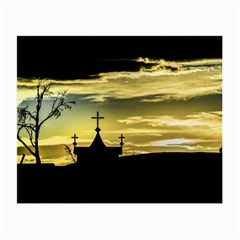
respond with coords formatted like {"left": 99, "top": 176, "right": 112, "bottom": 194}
{"left": 17, "top": 36, "right": 222, "bottom": 165}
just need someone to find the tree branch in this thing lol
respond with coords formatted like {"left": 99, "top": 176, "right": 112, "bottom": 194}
{"left": 24, "top": 126, "right": 35, "bottom": 148}
{"left": 39, "top": 91, "right": 74, "bottom": 129}
{"left": 26, "top": 110, "right": 36, "bottom": 121}
{"left": 17, "top": 132, "right": 35, "bottom": 156}
{"left": 17, "top": 123, "right": 36, "bottom": 132}
{"left": 64, "top": 145, "right": 76, "bottom": 163}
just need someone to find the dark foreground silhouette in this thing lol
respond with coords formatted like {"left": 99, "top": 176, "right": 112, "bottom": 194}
{"left": 17, "top": 152, "right": 222, "bottom": 203}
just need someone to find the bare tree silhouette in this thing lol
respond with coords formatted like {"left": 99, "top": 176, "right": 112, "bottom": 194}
{"left": 17, "top": 80, "right": 75, "bottom": 165}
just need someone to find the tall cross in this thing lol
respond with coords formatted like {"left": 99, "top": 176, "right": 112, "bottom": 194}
{"left": 72, "top": 133, "right": 78, "bottom": 146}
{"left": 91, "top": 111, "right": 104, "bottom": 132}
{"left": 118, "top": 134, "right": 125, "bottom": 147}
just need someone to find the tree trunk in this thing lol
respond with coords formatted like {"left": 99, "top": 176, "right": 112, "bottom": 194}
{"left": 20, "top": 153, "right": 25, "bottom": 164}
{"left": 35, "top": 130, "right": 41, "bottom": 165}
{"left": 35, "top": 152, "right": 41, "bottom": 165}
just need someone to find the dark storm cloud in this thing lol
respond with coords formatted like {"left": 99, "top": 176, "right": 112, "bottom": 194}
{"left": 182, "top": 62, "right": 222, "bottom": 68}
{"left": 17, "top": 36, "right": 222, "bottom": 79}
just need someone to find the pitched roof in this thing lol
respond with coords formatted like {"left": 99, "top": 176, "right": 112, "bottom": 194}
{"left": 74, "top": 131, "right": 122, "bottom": 156}
{"left": 90, "top": 132, "right": 106, "bottom": 148}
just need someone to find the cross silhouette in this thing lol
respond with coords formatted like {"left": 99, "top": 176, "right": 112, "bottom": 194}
{"left": 91, "top": 111, "right": 104, "bottom": 132}
{"left": 71, "top": 133, "right": 78, "bottom": 146}
{"left": 118, "top": 134, "right": 125, "bottom": 146}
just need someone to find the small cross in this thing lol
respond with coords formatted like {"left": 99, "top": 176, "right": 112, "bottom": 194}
{"left": 91, "top": 111, "right": 104, "bottom": 132}
{"left": 71, "top": 133, "right": 78, "bottom": 146}
{"left": 118, "top": 134, "right": 125, "bottom": 146}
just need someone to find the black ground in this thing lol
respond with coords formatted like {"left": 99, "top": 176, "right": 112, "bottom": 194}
{"left": 17, "top": 152, "right": 222, "bottom": 203}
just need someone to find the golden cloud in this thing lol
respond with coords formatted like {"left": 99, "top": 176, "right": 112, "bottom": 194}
{"left": 17, "top": 59, "right": 222, "bottom": 104}
{"left": 118, "top": 111, "right": 222, "bottom": 140}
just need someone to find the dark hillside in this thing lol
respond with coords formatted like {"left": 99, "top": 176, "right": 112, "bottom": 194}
{"left": 17, "top": 152, "right": 222, "bottom": 203}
